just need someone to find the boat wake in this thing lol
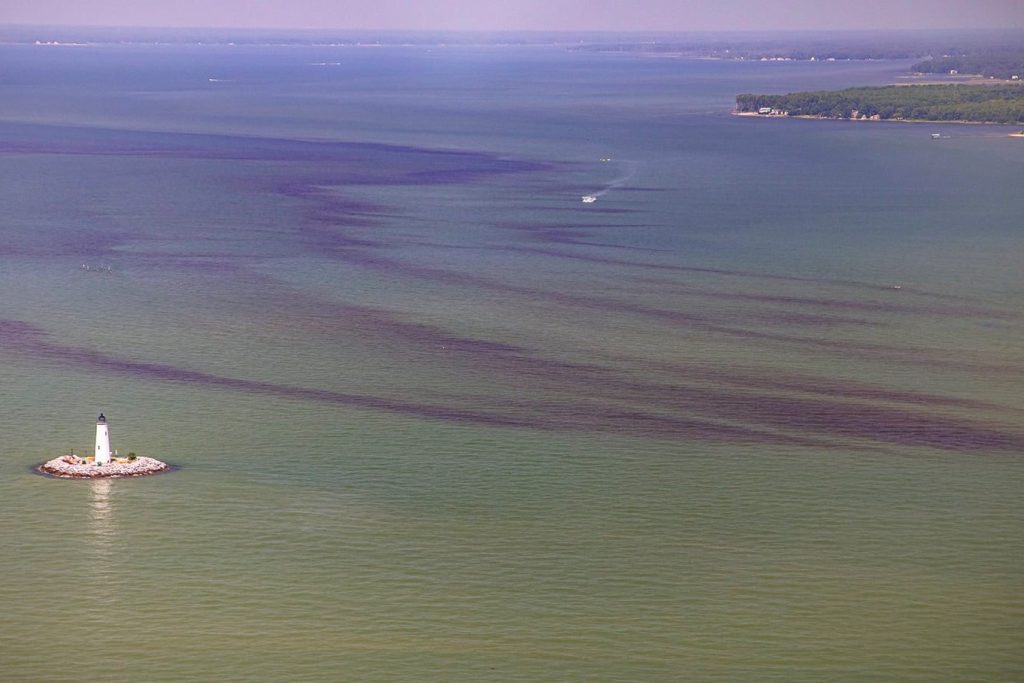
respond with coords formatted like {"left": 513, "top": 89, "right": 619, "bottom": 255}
{"left": 581, "top": 160, "right": 637, "bottom": 204}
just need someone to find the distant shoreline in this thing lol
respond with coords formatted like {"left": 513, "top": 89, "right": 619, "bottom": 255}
{"left": 733, "top": 111, "right": 1024, "bottom": 130}
{"left": 735, "top": 83, "right": 1024, "bottom": 127}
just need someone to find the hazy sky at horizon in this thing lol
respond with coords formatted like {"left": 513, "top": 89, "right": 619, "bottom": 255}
{"left": 3, "top": 0, "right": 1023, "bottom": 31}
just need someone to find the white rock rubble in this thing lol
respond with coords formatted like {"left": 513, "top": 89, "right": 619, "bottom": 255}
{"left": 39, "top": 454, "right": 169, "bottom": 478}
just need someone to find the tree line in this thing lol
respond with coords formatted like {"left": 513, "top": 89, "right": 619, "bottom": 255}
{"left": 912, "top": 48, "right": 1024, "bottom": 80}
{"left": 736, "top": 85, "right": 1024, "bottom": 124}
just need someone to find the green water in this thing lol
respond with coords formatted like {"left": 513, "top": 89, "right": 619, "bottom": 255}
{"left": 0, "top": 44, "right": 1022, "bottom": 681}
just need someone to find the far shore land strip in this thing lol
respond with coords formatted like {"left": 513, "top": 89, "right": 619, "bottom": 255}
{"left": 734, "top": 110, "right": 1024, "bottom": 133}
{"left": 734, "top": 81, "right": 1024, "bottom": 130}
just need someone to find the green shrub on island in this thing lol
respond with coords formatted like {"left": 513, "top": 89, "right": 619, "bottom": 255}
{"left": 127, "top": 453, "right": 137, "bottom": 461}
{"left": 736, "top": 84, "right": 1024, "bottom": 124}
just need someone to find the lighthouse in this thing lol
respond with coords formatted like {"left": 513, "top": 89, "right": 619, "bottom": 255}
{"left": 95, "top": 413, "right": 111, "bottom": 465}
{"left": 40, "top": 413, "right": 168, "bottom": 478}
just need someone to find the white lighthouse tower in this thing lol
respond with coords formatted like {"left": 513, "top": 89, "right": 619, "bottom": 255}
{"left": 95, "top": 413, "right": 111, "bottom": 466}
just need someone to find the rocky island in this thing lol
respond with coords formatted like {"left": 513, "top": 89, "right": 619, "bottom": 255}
{"left": 40, "top": 453, "right": 170, "bottom": 478}
{"left": 38, "top": 414, "right": 170, "bottom": 479}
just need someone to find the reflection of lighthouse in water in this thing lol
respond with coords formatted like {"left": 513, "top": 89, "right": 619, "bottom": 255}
{"left": 95, "top": 413, "right": 111, "bottom": 465}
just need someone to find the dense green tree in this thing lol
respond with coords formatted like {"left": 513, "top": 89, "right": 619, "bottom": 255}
{"left": 736, "top": 85, "right": 1024, "bottom": 123}
{"left": 912, "top": 48, "right": 1024, "bottom": 80}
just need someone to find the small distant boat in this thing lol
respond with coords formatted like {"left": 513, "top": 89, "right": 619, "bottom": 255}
{"left": 931, "top": 133, "right": 941, "bottom": 139}
{"left": 581, "top": 195, "right": 597, "bottom": 203}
